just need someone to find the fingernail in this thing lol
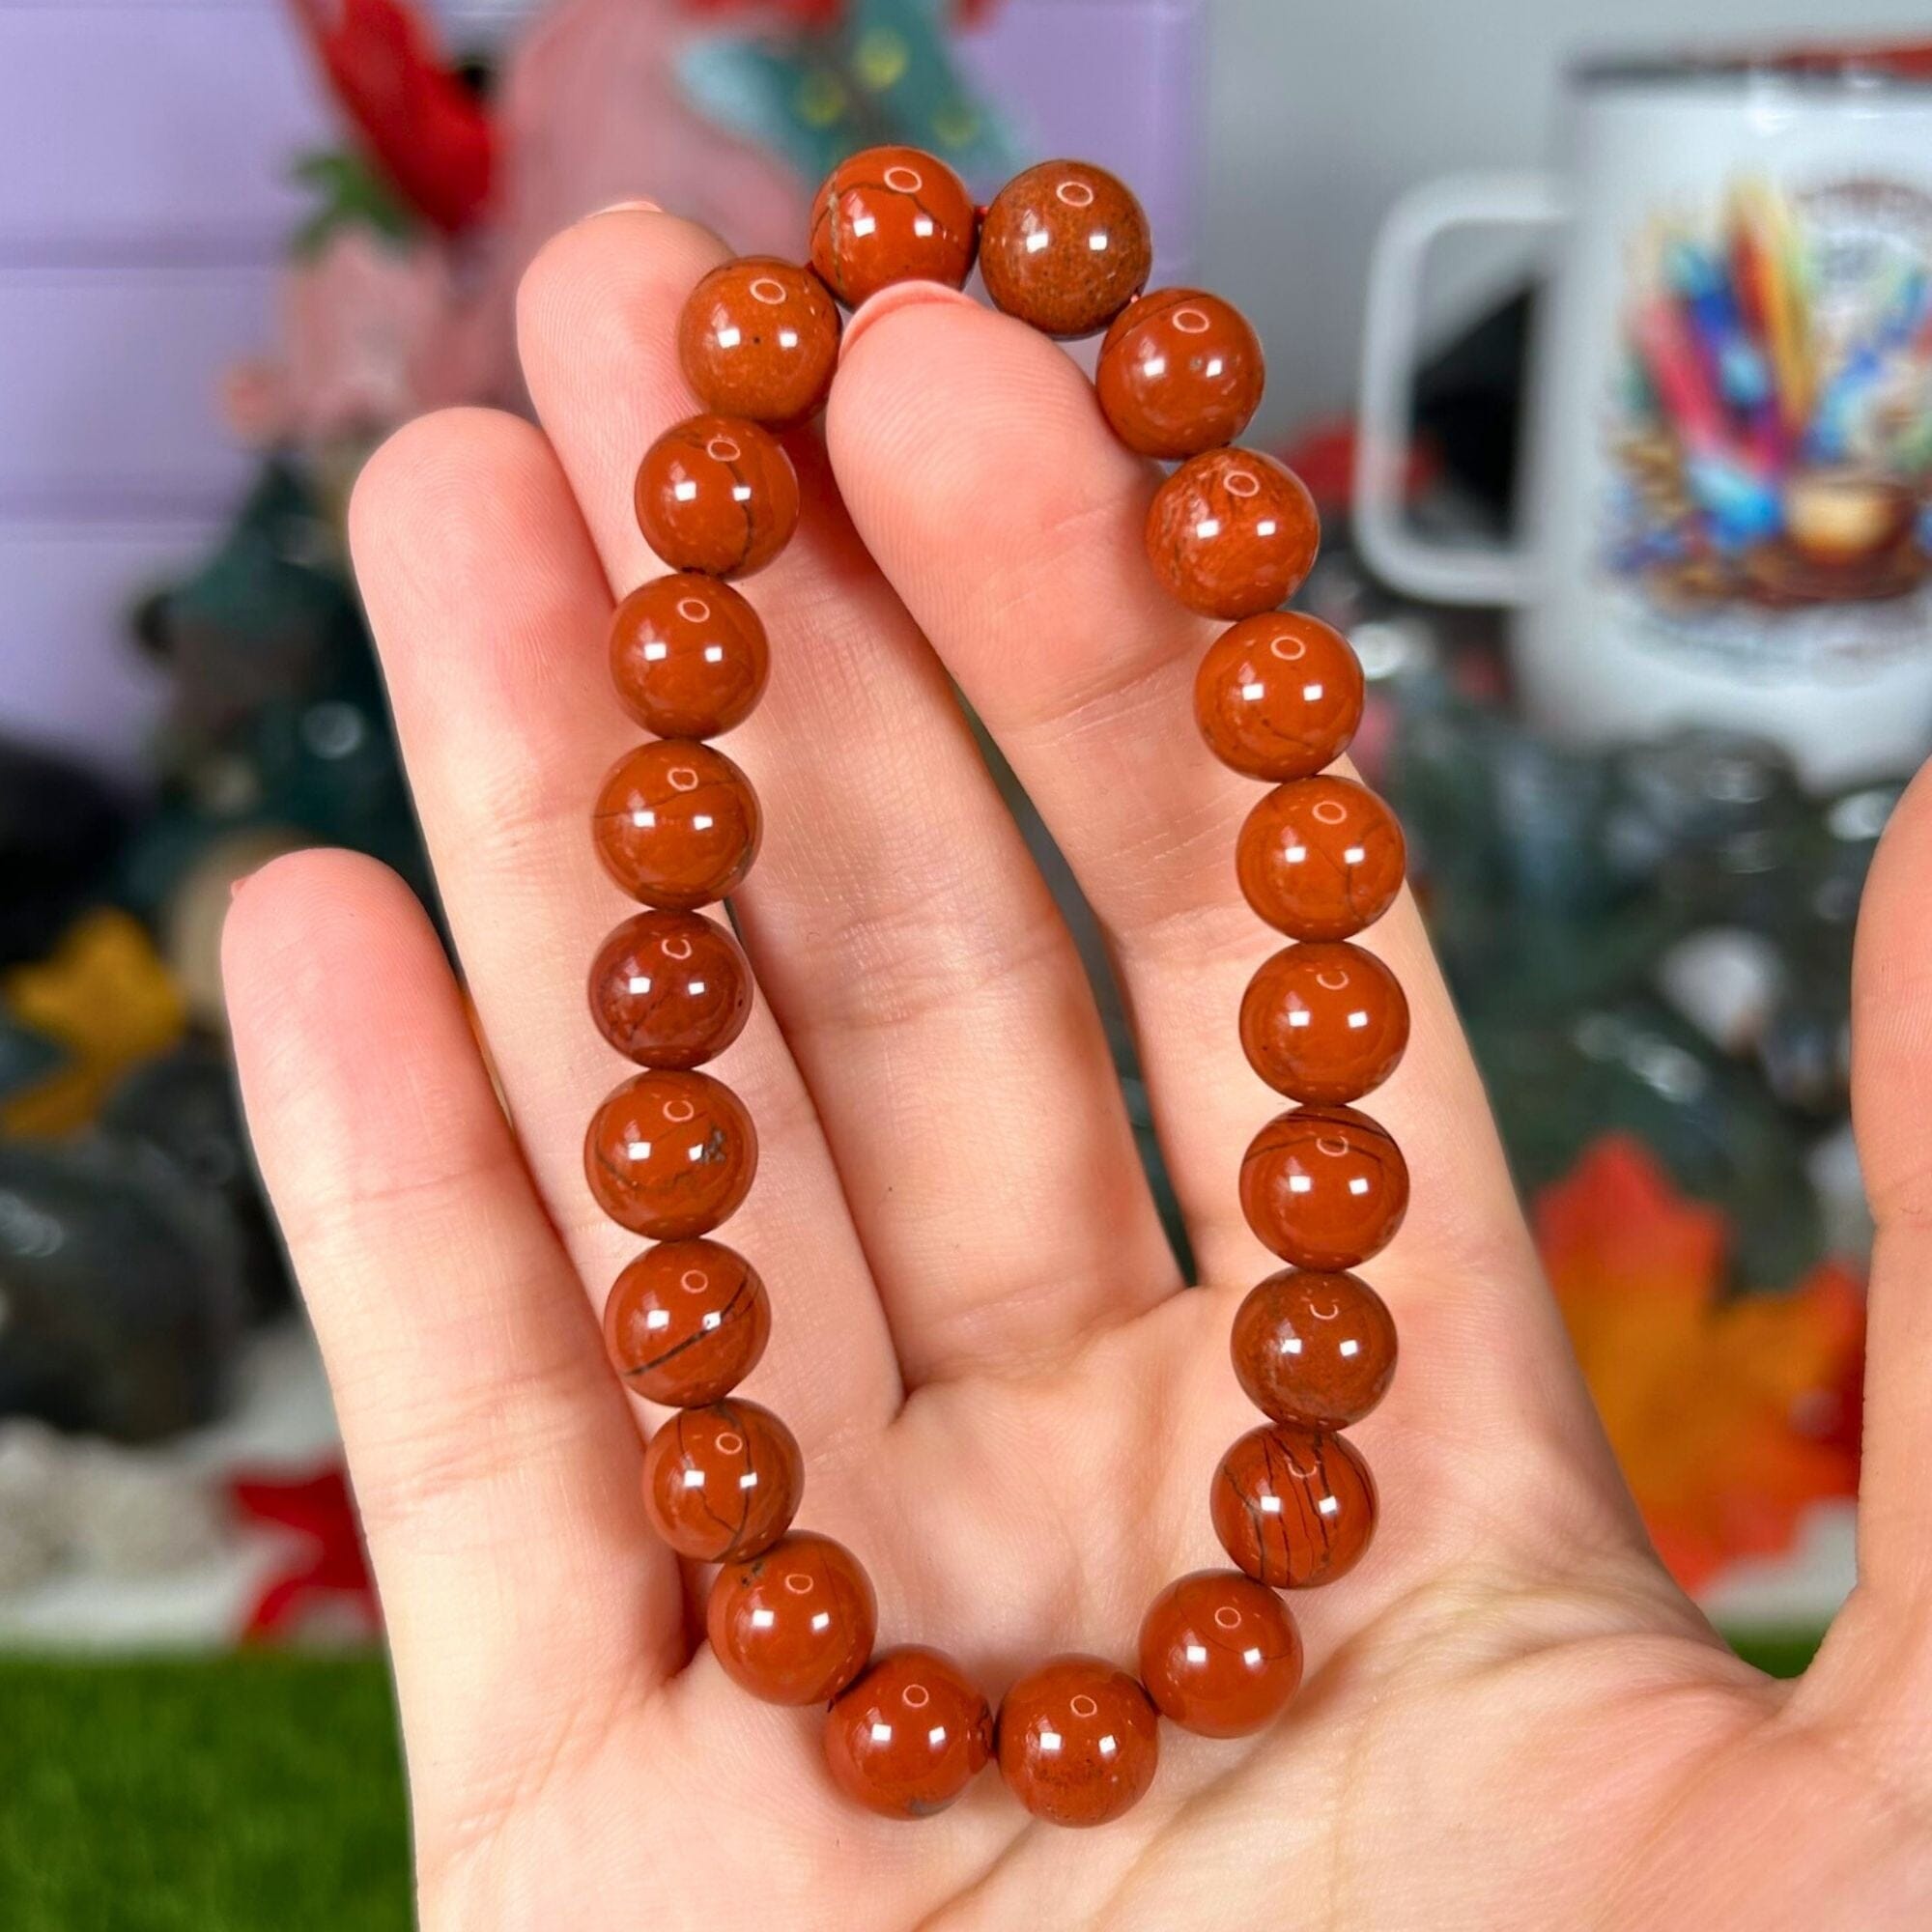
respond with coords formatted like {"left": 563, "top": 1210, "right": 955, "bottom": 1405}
{"left": 230, "top": 871, "right": 253, "bottom": 902}
{"left": 590, "top": 197, "right": 662, "bottom": 219}
{"left": 839, "top": 280, "right": 980, "bottom": 366}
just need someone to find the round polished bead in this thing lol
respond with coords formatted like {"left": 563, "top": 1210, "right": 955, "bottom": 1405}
{"left": 1145, "top": 448, "right": 1320, "bottom": 619}
{"left": 588, "top": 911, "right": 753, "bottom": 1070}
{"left": 810, "top": 145, "right": 978, "bottom": 307}
{"left": 1239, "top": 1103, "right": 1407, "bottom": 1271}
{"left": 592, "top": 740, "right": 761, "bottom": 911}
{"left": 677, "top": 256, "right": 840, "bottom": 426}
{"left": 1211, "top": 1423, "right": 1378, "bottom": 1589}
{"left": 640, "top": 1398, "right": 801, "bottom": 1563}
{"left": 1236, "top": 775, "right": 1405, "bottom": 942}
{"left": 1231, "top": 1267, "right": 1398, "bottom": 1429}
{"left": 995, "top": 1654, "right": 1160, "bottom": 1828}
{"left": 608, "top": 574, "right": 770, "bottom": 741}
{"left": 1239, "top": 941, "right": 1408, "bottom": 1104}
{"left": 708, "top": 1532, "right": 877, "bottom": 1706}
{"left": 1137, "top": 1569, "right": 1303, "bottom": 1738}
{"left": 979, "top": 160, "right": 1151, "bottom": 339}
{"left": 1195, "top": 612, "right": 1364, "bottom": 781}
{"left": 823, "top": 1646, "right": 993, "bottom": 1819}
{"left": 584, "top": 1069, "right": 757, "bottom": 1239}
{"left": 1096, "top": 289, "right": 1264, "bottom": 459}
{"left": 603, "top": 1237, "right": 770, "bottom": 1406}
{"left": 634, "top": 413, "right": 799, "bottom": 579}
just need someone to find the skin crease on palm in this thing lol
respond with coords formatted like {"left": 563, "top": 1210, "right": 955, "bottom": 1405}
{"left": 216, "top": 203, "right": 1932, "bottom": 1932}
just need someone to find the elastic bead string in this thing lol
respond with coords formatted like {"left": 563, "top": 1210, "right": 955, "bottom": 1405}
{"left": 584, "top": 146, "right": 1407, "bottom": 1827}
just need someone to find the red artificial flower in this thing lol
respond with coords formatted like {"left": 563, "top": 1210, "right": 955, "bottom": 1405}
{"left": 231, "top": 1463, "right": 380, "bottom": 1641}
{"left": 1275, "top": 415, "right": 1439, "bottom": 513}
{"left": 287, "top": 0, "right": 497, "bottom": 234}
{"left": 677, "top": 0, "right": 846, "bottom": 26}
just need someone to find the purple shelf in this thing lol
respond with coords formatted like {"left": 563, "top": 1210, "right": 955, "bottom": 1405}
{"left": 0, "top": 266, "right": 272, "bottom": 516}
{"left": 962, "top": 0, "right": 1203, "bottom": 282}
{"left": 0, "top": 0, "right": 1206, "bottom": 771}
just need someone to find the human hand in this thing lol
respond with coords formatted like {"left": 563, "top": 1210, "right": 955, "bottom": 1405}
{"left": 222, "top": 207, "right": 1932, "bottom": 1929}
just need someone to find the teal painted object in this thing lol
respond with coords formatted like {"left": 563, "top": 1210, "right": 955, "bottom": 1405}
{"left": 0, "top": 1019, "right": 68, "bottom": 1105}
{"left": 680, "top": 0, "right": 1021, "bottom": 196}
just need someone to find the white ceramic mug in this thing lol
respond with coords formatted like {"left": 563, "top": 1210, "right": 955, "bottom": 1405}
{"left": 1356, "top": 47, "right": 1932, "bottom": 787}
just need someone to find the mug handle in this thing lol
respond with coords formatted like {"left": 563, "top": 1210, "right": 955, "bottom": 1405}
{"left": 1353, "top": 172, "right": 1568, "bottom": 606}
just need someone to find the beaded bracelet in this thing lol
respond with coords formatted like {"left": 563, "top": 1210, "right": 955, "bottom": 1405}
{"left": 585, "top": 147, "right": 1406, "bottom": 1830}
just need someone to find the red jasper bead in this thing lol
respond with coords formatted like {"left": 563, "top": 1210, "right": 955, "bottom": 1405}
{"left": 584, "top": 1069, "right": 757, "bottom": 1239}
{"left": 1097, "top": 288, "right": 1265, "bottom": 459}
{"left": 603, "top": 1238, "right": 770, "bottom": 1407}
{"left": 640, "top": 1398, "right": 802, "bottom": 1562}
{"left": 1239, "top": 1102, "right": 1407, "bottom": 1271}
{"left": 708, "top": 1532, "right": 877, "bottom": 1706}
{"left": 823, "top": 1646, "right": 993, "bottom": 1819}
{"left": 677, "top": 256, "right": 840, "bottom": 426}
{"left": 1194, "top": 611, "right": 1364, "bottom": 781}
{"left": 592, "top": 740, "right": 761, "bottom": 912}
{"left": 634, "top": 413, "right": 799, "bottom": 579}
{"left": 609, "top": 574, "right": 770, "bottom": 741}
{"left": 996, "top": 1654, "right": 1160, "bottom": 1828}
{"left": 1238, "top": 940, "right": 1408, "bottom": 1105}
{"left": 1231, "top": 1267, "right": 1398, "bottom": 1430}
{"left": 1236, "top": 775, "right": 1405, "bottom": 942}
{"left": 1211, "top": 1423, "right": 1378, "bottom": 1589}
{"left": 810, "top": 145, "right": 979, "bottom": 308}
{"left": 1145, "top": 448, "right": 1319, "bottom": 619}
{"left": 980, "top": 160, "right": 1152, "bottom": 340}
{"left": 1137, "top": 1569, "right": 1302, "bottom": 1738}
{"left": 588, "top": 910, "right": 753, "bottom": 1070}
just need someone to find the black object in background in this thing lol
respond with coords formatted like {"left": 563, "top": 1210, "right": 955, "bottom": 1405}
{"left": 1412, "top": 288, "right": 1533, "bottom": 527}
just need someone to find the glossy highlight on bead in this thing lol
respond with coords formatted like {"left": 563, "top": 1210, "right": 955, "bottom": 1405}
{"left": 640, "top": 1398, "right": 802, "bottom": 1562}
{"left": 1195, "top": 611, "right": 1364, "bottom": 781}
{"left": 1231, "top": 1266, "right": 1398, "bottom": 1429}
{"left": 1239, "top": 940, "right": 1408, "bottom": 1104}
{"left": 979, "top": 159, "right": 1151, "bottom": 339}
{"left": 608, "top": 573, "right": 770, "bottom": 741}
{"left": 588, "top": 909, "right": 753, "bottom": 1070}
{"left": 996, "top": 1654, "right": 1160, "bottom": 1827}
{"left": 1138, "top": 1569, "right": 1303, "bottom": 1737}
{"left": 592, "top": 740, "right": 761, "bottom": 912}
{"left": 584, "top": 1068, "right": 757, "bottom": 1239}
{"left": 708, "top": 1531, "right": 877, "bottom": 1706}
{"left": 677, "top": 256, "right": 840, "bottom": 426}
{"left": 1146, "top": 447, "right": 1320, "bottom": 618}
{"left": 810, "top": 145, "right": 979, "bottom": 307}
{"left": 1239, "top": 1102, "right": 1408, "bottom": 1271}
{"left": 824, "top": 1646, "right": 993, "bottom": 1819}
{"left": 634, "top": 412, "right": 799, "bottom": 579}
{"left": 603, "top": 1238, "right": 770, "bottom": 1407}
{"left": 1098, "top": 288, "right": 1265, "bottom": 459}
{"left": 1211, "top": 1423, "right": 1378, "bottom": 1589}
{"left": 1236, "top": 775, "right": 1406, "bottom": 942}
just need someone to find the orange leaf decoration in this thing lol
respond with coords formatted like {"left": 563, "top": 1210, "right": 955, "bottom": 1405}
{"left": 1535, "top": 1134, "right": 1862, "bottom": 1592}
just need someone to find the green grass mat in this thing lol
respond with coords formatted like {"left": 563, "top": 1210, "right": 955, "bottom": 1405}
{"left": 0, "top": 1627, "right": 1829, "bottom": 1925}
{"left": 0, "top": 1652, "right": 410, "bottom": 1932}
{"left": 1722, "top": 1626, "right": 1826, "bottom": 1680}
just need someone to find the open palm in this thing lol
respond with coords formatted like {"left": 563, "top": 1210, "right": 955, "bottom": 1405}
{"left": 222, "top": 207, "right": 1932, "bottom": 1930}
